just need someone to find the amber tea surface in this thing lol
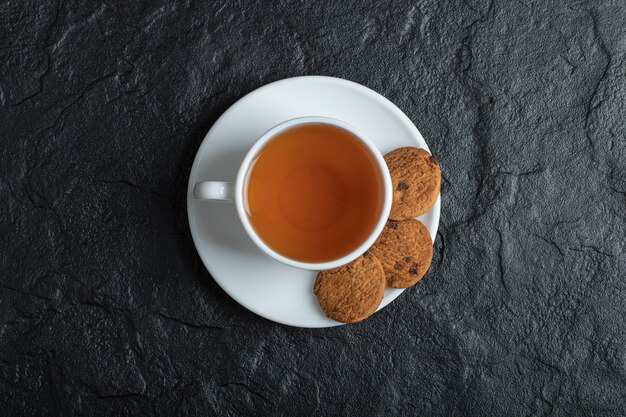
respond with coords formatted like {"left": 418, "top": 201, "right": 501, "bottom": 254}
{"left": 244, "top": 123, "right": 385, "bottom": 263}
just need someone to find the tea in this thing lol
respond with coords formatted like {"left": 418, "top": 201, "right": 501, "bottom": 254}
{"left": 244, "top": 123, "right": 385, "bottom": 263}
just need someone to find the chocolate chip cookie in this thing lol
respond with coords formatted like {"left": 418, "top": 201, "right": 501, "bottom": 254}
{"left": 384, "top": 147, "right": 441, "bottom": 220}
{"left": 370, "top": 219, "right": 433, "bottom": 288}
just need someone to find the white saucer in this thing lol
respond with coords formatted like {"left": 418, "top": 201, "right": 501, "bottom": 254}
{"left": 187, "top": 76, "right": 440, "bottom": 328}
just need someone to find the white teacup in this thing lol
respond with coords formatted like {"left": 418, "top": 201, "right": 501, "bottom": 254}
{"left": 194, "top": 116, "right": 392, "bottom": 270}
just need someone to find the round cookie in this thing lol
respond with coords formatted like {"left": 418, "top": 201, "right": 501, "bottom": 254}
{"left": 385, "top": 147, "right": 441, "bottom": 220}
{"left": 370, "top": 219, "right": 433, "bottom": 288}
{"left": 313, "top": 253, "right": 385, "bottom": 323}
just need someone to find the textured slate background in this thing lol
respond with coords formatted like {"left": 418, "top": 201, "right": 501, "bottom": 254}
{"left": 1, "top": 0, "right": 625, "bottom": 415}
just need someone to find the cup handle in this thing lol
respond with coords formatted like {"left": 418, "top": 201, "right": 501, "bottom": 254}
{"left": 193, "top": 181, "right": 235, "bottom": 202}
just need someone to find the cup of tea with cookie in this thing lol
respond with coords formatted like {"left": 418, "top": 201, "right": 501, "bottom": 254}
{"left": 194, "top": 117, "right": 441, "bottom": 324}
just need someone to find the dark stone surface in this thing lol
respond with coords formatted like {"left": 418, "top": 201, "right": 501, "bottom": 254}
{"left": 1, "top": 0, "right": 625, "bottom": 415}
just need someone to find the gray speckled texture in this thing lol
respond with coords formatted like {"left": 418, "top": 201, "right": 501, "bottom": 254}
{"left": 1, "top": 0, "right": 625, "bottom": 415}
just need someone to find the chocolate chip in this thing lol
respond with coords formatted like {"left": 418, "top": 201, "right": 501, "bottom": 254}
{"left": 429, "top": 155, "right": 438, "bottom": 165}
{"left": 363, "top": 250, "right": 370, "bottom": 257}
{"left": 394, "top": 262, "right": 403, "bottom": 270}
{"left": 379, "top": 240, "right": 387, "bottom": 245}
{"left": 387, "top": 221, "right": 397, "bottom": 229}
{"left": 409, "top": 264, "right": 419, "bottom": 275}
{"left": 404, "top": 256, "right": 412, "bottom": 263}
{"left": 397, "top": 181, "right": 409, "bottom": 191}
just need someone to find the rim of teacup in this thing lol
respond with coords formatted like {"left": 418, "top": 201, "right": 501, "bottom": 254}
{"left": 234, "top": 116, "right": 393, "bottom": 271}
